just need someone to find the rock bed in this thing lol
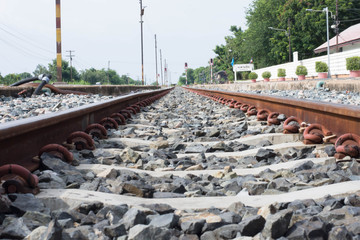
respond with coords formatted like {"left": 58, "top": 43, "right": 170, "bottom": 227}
{"left": 0, "top": 93, "right": 115, "bottom": 123}
{"left": 1, "top": 87, "right": 360, "bottom": 239}
{"left": 213, "top": 87, "right": 360, "bottom": 106}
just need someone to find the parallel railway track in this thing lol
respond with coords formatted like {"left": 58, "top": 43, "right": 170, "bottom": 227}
{"left": 1, "top": 86, "right": 360, "bottom": 239}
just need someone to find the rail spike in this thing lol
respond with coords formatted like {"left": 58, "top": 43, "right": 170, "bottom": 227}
{"left": 0, "top": 164, "right": 39, "bottom": 194}
{"left": 67, "top": 131, "right": 95, "bottom": 150}
{"left": 85, "top": 123, "right": 108, "bottom": 139}
{"left": 99, "top": 117, "right": 119, "bottom": 130}
{"left": 283, "top": 116, "right": 306, "bottom": 134}
{"left": 267, "top": 112, "right": 282, "bottom": 126}
{"left": 39, "top": 144, "right": 74, "bottom": 163}
{"left": 303, "top": 124, "right": 333, "bottom": 145}
{"left": 334, "top": 133, "right": 360, "bottom": 160}
{"left": 257, "top": 109, "right": 271, "bottom": 121}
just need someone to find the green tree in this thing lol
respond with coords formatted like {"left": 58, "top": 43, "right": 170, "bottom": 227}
{"left": 48, "top": 59, "right": 80, "bottom": 82}
{"left": 3, "top": 73, "right": 21, "bottom": 85}
{"left": 33, "top": 64, "right": 50, "bottom": 77}
{"left": 81, "top": 68, "right": 107, "bottom": 85}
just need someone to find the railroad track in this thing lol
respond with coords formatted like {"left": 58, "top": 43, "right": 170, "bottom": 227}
{"left": 1, "top": 86, "right": 360, "bottom": 239}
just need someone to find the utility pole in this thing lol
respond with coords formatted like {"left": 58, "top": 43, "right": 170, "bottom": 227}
{"left": 160, "top": 49, "right": 164, "bottom": 85}
{"left": 139, "top": 0, "right": 145, "bottom": 85}
{"left": 66, "top": 50, "right": 75, "bottom": 81}
{"left": 210, "top": 58, "right": 213, "bottom": 83}
{"left": 107, "top": 60, "right": 110, "bottom": 84}
{"left": 164, "top": 59, "right": 167, "bottom": 86}
{"left": 55, "top": 0, "right": 62, "bottom": 82}
{"left": 185, "top": 62, "right": 188, "bottom": 85}
{"left": 335, "top": 0, "right": 339, "bottom": 52}
{"left": 155, "top": 34, "right": 158, "bottom": 86}
{"left": 288, "top": 18, "right": 292, "bottom": 62}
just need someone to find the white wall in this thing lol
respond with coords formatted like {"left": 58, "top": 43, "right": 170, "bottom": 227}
{"left": 251, "top": 48, "right": 360, "bottom": 80}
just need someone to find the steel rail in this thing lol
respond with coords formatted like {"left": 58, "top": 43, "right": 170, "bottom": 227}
{"left": 186, "top": 87, "right": 360, "bottom": 137}
{"left": 0, "top": 88, "right": 172, "bottom": 171}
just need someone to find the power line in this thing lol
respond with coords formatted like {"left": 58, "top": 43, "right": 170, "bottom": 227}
{"left": 0, "top": 25, "right": 53, "bottom": 55}
{"left": 0, "top": 36, "right": 51, "bottom": 61}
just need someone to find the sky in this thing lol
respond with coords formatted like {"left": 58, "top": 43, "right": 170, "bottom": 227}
{"left": 0, "top": 0, "right": 253, "bottom": 85}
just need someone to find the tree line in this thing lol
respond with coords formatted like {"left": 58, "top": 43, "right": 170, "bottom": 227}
{"left": 0, "top": 59, "right": 142, "bottom": 86}
{"left": 179, "top": 0, "right": 360, "bottom": 85}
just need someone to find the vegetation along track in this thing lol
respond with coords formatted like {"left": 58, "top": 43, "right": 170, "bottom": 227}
{"left": 1, "top": 87, "right": 360, "bottom": 239}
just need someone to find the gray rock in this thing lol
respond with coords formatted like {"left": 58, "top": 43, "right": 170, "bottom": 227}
{"left": 62, "top": 170, "right": 85, "bottom": 185}
{"left": 286, "top": 216, "right": 327, "bottom": 239}
{"left": 122, "top": 180, "right": 155, "bottom": 198}
{"left": 0, "top": 217, "right": 31, "bottom": 239}
{"left": 344, "top": 194, "right": 360, "bottom": 207}
{"left": 140, "top": 203, "right": 174, "bottom": 214}
{"left": 200, "top": 231, "right": 217, "bottom": 240}
{"left": 22, "top": 211, "right": 52, "bottom": 230}
{"left": 219, "top": 211, "right": 242, "bottom": 224}
{"left": 25, "top": 226, "right": 48, "bottom": 240}
{"left": 238, "top": 215, "right": 265, "bottom": 237}
{"left": 179, "top": 234, "right": 199, "bottom": 240}
{"left": 76, "top": 201, "right": 104, "bottom": 215}
{"left": 62, "top": 228, "right": 85, "bottom": 240}
{"left": 255, "top": 148, "right": 276, "bottom": 161}
{"left": 184, "top": 144, "right": 207, "bottom": 153}
{"left": 181, "top": 219, "right": 206, "bottom": 235}
{"left": 324, "top": 145, "right": 336, "bottom": 156}
{"left": 227, "top": 202, "right": 245, "bottom": 214}
{"left": 57, "top": 218, "right": 74, "bottom": 229}
{"left": 213, "top": 224, "right": 242, "bottom": 239}
{"left": 150, "top": 213, "right": 179, "bottom": 228}
{"left": 103, "top": 223, "right": 127, "bottom": 238}
{"left": 128, "top": 224, "right": 173, "bottom": 240}
{"left": 80, "top": 211, "right": 97, "bottom": 225}
{"left": 80, "top": 178, "right": 101, "bottom": 191}
{"left": 267, "top": 178, "right": 293, "bottom": 192}
{"left": 262, "top": 209, "right": 293, "bottom": 238}
{"left": 96, "top": 204, "right": 129, "bottom": 219}
{"left": 41, "top": 219, "right": 63, "bottom": 240}
{"left": 121, "top": 208, "right": 147, "bottom": 230}
{"left": 41, "top": 153, "right": 77, "bottom": 173}
{"left": 347, "top": 221, "right": 360, "bottom": 235}
{"left": 0, "top": 195, "right": 11, "bottom": 213}
{"left": 8, "top": 193, "right": 47, "bottom": 214}
{"left": 243, "top": 181, "right": 268, "bottom": 195}
{"left": 292, "top": 160, "right": 314, "bottom": 172}
{"left": 328, "top": 226, "right": 352, "bottom": 240}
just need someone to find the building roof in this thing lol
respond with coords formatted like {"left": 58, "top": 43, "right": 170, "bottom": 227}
{"left": 314, "top": 23, "right": 360, "bottom": 53}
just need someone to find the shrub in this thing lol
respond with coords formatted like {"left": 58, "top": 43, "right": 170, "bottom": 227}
{"left": 295, "top": 65, "right": 308, "bottom": 76}
{"left": 346, "top": 56, "right": 360, "bottom": 71}
{"left": 277, "top": 68, "right": 286, "bottom": 77}
{"left": 315, "top": 61, "right": 328, "bottom": 73}
{"left": 241, "top": 71, "right": 250, "bottom": 80}
{"left": 248, "top": 72, "right": 258, "bottom": 79}
{"left": 262, "top": 71, "right": 271, "bottom": 79}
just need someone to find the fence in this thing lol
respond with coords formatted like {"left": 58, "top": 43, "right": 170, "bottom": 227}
{"left": 250, "top": 48, "right": 360, "bottom": 81}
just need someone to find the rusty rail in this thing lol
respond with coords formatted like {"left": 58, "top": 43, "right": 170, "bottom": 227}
{"left": 185, "top": 87, "right": 360, "bottom": 137}
{"left": 0, "top": 88, "right": 172, "bottom": 171}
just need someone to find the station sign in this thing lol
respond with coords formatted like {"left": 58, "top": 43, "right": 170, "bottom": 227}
{"left": 233, "top": 64, "right": 254, "bottom": 72}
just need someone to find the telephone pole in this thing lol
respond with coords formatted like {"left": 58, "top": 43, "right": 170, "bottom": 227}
{"left": 155, "top": 34, "right": 159, "bottom": 86}
{"left": 164, "top": 59, "right": 167, "bottom": 86}
{"left": 66, "top": 50, "right": 75, "bottom": 81}
{"left": 335, "top": 0, "right": 339, "bottom": 52}
{"left": 160, "top": 49, "right": 164, "bottom": 85}
{"left": 139, "top": 0, "right": 145, "bottom": 85}
{"left": 55, "top": 0, "right": 62, "bottom": 82}
{"left": 107, "top": 60, "right": 110, "bottom": 84}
